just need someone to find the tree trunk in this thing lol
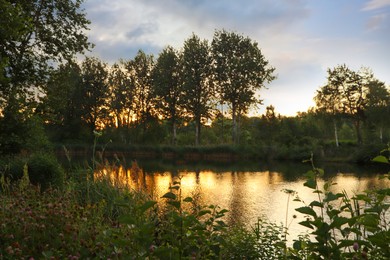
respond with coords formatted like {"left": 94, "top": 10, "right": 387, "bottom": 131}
{"left": 195, "top": 117, "right": 200, "bottom": 146}
{"left": 232, "top": 107, "right": 237, "bottom": 145}
{"left": 354, "top": 120, "right": 363, "bottom": 144}
{"left": 379, "top": 127, "right": 383, "bottom": 143}
{"left": 333, "top": 120, "right": 339, "bottom": 148}
{"left": 171, "top": 119, "right": 177, "bottom": 145}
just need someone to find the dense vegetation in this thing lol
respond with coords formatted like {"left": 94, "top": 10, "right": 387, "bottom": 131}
{"left": 1, "top": 1, "right": 389, "bottom": 158}
{"left": 1, "top": 1, "right": 390, "bottom": 259}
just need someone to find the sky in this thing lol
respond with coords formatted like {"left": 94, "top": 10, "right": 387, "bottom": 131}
{"left": 82, "top": 0, "right": 390, "bottom": 116}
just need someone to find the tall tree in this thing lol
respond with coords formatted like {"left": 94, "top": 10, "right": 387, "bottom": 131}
{"left": 43, "top": 61, "right": 85, "bottom": 140}
{"left": 0, "top": 0, "right": 91, "bottom": 107}
{"left": 182, "top": 34, "right": 214, "bottom": 146}
{"left": 152, "top": 46, "right": 183, "bottom": 145}
{"left": 315, "top": 65, "right": 378, "bottom": 144}
{"left": 365, "top": 80, "right": 390, "bottom": 142}
{"left": 212, "top": 30, "right": 275, "bottom": 144}
{"left": 125, "top": 50, "right": 155, "bottom": 142}
{"left": 0, "top": 0, "right": 91, "bottom": 153}
{"left": 108, "top": 61, "right": 134, "bottom": 129}
{"left": 80, "top": 57, "right": 109, "bottom": 133}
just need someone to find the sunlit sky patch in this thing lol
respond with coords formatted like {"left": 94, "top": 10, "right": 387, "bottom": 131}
{"left": 82, "top": 0, "right": 390, "bottom": 116}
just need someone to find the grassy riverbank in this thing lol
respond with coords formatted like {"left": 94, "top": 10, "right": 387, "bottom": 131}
{"left": 55, "top": 142, "right": 387, "bottom": 164}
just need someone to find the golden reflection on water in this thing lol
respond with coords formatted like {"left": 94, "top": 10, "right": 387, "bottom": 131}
{"left": 95, "top": 164, "right": 389, "bottom": 240}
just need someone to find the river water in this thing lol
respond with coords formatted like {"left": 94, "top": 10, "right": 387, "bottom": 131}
{"left": 95, "top": 159, "right": 390, "bottom": 241}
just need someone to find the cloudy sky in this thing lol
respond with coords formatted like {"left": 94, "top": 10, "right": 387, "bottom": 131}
{"left": 82, "top": 0, "right": 390, "bottom": 116}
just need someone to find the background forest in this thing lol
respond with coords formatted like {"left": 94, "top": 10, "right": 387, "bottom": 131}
{"left": 1, "top": 0, "right": 389, "bottom": 161}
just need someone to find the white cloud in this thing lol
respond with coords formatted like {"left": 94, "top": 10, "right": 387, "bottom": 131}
{"left": 362, "top": 0, "right": 390, "bottom": 11}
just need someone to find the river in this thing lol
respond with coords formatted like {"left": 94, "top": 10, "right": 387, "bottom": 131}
{"left": 95, "top": 159, "right": 390, "bottom": 241}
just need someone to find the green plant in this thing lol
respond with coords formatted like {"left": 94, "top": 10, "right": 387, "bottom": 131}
{"left": 214, "top": 213, "right": 286, "bottom": 259}
{"left": 288, "top": 152, "right": 390, "bottom": 259}
{"left": 149, "top": 176, "right": 228, "bottom": 259}
{"left": 27, "top": 153, "right": 65, "bottom": 190}
{"left": 0, "top": 174, "right": 110, "bottom": 259}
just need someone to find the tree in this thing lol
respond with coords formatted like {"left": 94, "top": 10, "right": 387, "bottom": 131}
{"left": 212, "top": 30, "right": 275, "bottom": 144}
{"left": 315, "top": 65, "right": 379, "bottom": 144}
{"left": 108, "top": 61, "right": 134, "bottom": 129}
{"left": 80, "top": 57, "right": 109, "bottom": 133}
{"left": 152, "top": 46, "right": 183, "bottom": 145}
{"left": 43, "top": 61, "right": 85, "bottom": 141}
{"left": 365, "top": 80, "right": 390, "bottom": 142}
{"left": 182, "top": 34, "right": 215, "bottom": 146}
{"left": 124, "top": 50, "right": 156, "bottom": 142}
{"left": 0, "top": 0, "right": 91, "bottom": 106}
{"left": 0, "top": 0, "right": 91, "bottom": 153}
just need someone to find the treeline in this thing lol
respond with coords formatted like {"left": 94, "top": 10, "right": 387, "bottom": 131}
{"left": 1, "top": 0, "right": 389, "bottom": 158}
{"left": 39, "top": 30, "right": 275, "bottom": 147}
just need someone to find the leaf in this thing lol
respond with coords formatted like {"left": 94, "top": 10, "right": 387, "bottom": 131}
{"left": 218, "top": 209, "right": 229, "bottom": 215}
{"left": 330, "top": 216, "right": 349, "bottom": 229}
{"left": 372, "top": 155, "right": 389, "bottom": 164}
{"left": 183, "top": 196, "right": 193, "bottom": 202}
{"left": 139, "top": 200, "right": 157, "bottom": 213}
{"left": 170, "top": 185, "right": 180, "bottom": 190}
{"left": 167, "top": 200, "right": 181, "bottom": 210}
{"left": 296, "top": 206, "right": 317, "bottom": 218}
{"left": 309, "top": 201, "right": 323, "bottom": 208}
{"left": 198, "top": 209, "right": 212, "bottom": 217}
{"left": 161, "top": 192, "right": 176, "bottom": 200}
{"left": 315, "top": 168, "right": 324, "bottom": 177}
{"left": 298, "top": 220, "right": 313, "bottom": 229}
{"left": 304, "top": 178, "right": 316, "bottom": 189}
{"left": 324, "top": 192, "right": 343, "bottom": 202}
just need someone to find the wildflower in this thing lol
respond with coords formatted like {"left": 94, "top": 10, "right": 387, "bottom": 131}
{"left": 149, "top": 244, "right": 156, "bottom": 253}
{"left": 353, "top": 242, "right": 359, "bottom": 251}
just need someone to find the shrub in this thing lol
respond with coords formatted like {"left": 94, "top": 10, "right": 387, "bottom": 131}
{"left": 27, "top": 153, "right": 65, "bottom": 190}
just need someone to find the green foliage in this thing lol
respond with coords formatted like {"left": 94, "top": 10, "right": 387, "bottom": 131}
{"left": 212, "top": 29, "right": 276, "bottom": 144}
{"left": 288, "top": 154, "right": 390, "bottom": 259}
{"left": 27, "top": 153, "right": 65, "bottom": 190}
{"left": 1, "top": 153, "right": 64, "bottom": 190}
{"left": 0, "top": 175, "right": 107, "bottom": 259}
{"left": 182, "top": 33, "right": 215, "bottom": 146}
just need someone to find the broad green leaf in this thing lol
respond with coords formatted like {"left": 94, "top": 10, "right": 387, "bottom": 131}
{"left": 358, "top": 214, "right": 379, "bottom": 228}
{"left": 183, "top": 196, "right": 193, "bottom": 202}
{"left": 139, "top": 200, "right": 157, "bottom": 213}
{"left": 298, "top": 220, "right": 313, "bottom": 229}
{"left": 309, "top": 201, "right": 323, "bottom": 208}
{"left": 372, "top": 155, "right": 389, "bottom": 164}
{"left": 296, "top": 206, "right": 317, "bottom": 218}
{"left": 167, "top": 200, "right": 181, "bottom": 210}
{"left": 330, "top": 216, "right": 349, "bottom": 229}
{"left": 162, "top": 192, "right": 176, "bottom": 200}
{"left": 170, "top": 185, "right": 180, "bottom": 190}
{"left": 198, "top": 209, "right": 212, "bottom": 217}
{"left": 304, "top": 178, "right": 316, "bottom": 189}
{"left": 218, "top": 209, "right": 229, "bottom": 215}
{"left": 324, "top": 192, "right": 343, "bottom": 202}
{"left": 315, "top": 168, "right": 324, "bottom": 177}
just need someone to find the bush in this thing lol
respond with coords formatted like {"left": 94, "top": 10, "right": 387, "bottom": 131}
{"left": 27, "top": 153, "right": 65, "bottom": 190}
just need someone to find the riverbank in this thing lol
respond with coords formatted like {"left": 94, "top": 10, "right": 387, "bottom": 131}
{"left": 55, "top": 142, "right": 388, "bottom": 164}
